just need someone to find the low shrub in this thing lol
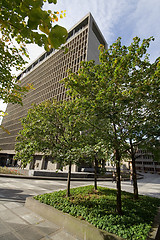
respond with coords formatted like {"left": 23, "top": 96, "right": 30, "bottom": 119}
{"left": 0, "top": 166, "right": 21, "bottom": 175}
{"left": 34, "top": 185, "right": 160, "bottom": 240}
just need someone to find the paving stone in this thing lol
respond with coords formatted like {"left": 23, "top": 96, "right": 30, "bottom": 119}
{"left": 4, "top": 202, "right": 23, "bottom": 209}
{"left": 21, "top": 213, "right": 43, "bottom": 224}
{"left": 16, "top": 225, "right": 46, "bottom": 240}
{"left": 7, "top": 222, "right": 29, "bottom": 231}
{"left": 36, "top": 220, "right": 60, "bottom": 229}
{"left": 12, "top": 206, "right": 32, "bottom": 216}
{"left": 0, "top": 232, "right": 20, "bottom": 240}
{"left": 0, "top": 209, "right": 16, "bottom": 221}
{"left": 34, "top": 220, "right": 60, "bottom": 235}
{"left": 49, "top": 230, "right": 79, "bottom": 240}
{"left": 6, "top": 217, "right": 27, "bottom": 227}
{"left": 40, "top": 237, "right": 52, "bottom": 240}
{"left": 0, "top": 209, "right": 27, "bottom": 227}
{"left": 0, "top": 220, "right": 10, "bottom": 236}
{"left": 0, "top": 204, "right": 7, "bottom": 211}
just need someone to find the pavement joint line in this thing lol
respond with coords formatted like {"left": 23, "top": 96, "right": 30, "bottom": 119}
{"left": 0, "top": 202, "right": 42, "bottom": 227}
{"left": 0, "top": 214, "right": 25, "bottom": 240}
{"left": 48, "top": 228, "right": 64, "bottom": 237}
{"left": 0, "top": 200, "right": 63, "bottom": 239}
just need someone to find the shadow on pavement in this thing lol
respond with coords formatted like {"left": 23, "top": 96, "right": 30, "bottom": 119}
{"left": 0, "top": 188, "right": 32, "bottom": 203}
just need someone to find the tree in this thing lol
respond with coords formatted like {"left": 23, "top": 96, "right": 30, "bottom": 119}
{"left": 15, "top": 99, "right": 85, "bottom": 197}
{"left": 80, "top": 143, "right": 107, "bottom": 191}
{"left": 74, "top": 102, "right": 108, "bottom": 190}
{"left": 0, "top": 0, "right": 67, "bottom": 106}
{"left": 54, "top": 99, "right": 86, "bottom": 197}
{"left": 64, "top": 37, "right": 160, "bottom": 214}
{"left": 65, "top": 60, "right": 125, "bottom": 214}
{"left": 125, "top": 78, "right": 160, "bottom": 200}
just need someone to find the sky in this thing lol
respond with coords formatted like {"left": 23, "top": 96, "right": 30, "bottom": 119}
{"left": 1, "top": 0, "right": 160, "bottom": 112}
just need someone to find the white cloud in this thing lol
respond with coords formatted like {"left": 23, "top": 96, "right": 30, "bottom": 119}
{"left": 94, "top": 0, "right": 135, "bottom": 42}
{"left": 130, "top": 0, "right": 160, "bottom": 36}
{"left": 126, "top": 0, "right": 160, "bottom": 61}
{"left": 28, "top": 0, "right": 160, "bottom": 61}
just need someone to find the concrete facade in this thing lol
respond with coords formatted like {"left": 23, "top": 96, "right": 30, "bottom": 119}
{"left": 0, "top": 13, "right": 107, "bottom": 171}
{"left": 135, "top": 149, "right": 160, "bottom": 173}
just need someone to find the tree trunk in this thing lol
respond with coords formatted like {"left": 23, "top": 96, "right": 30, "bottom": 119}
{"left": 66, "top": 162, "right": 72, "bottom": 197}
{"left": 132, "top": 156, "right": 138, "bottom": 200}
{"left": 115, "top": 149, "right": 122, "bottom": 215}
{"left": 112, "top": 120, "right": 122, "bottom": 215}
{"left": 130, "top": 139, "right": 138, "bottom": 200}
{"left": 94, "top": 154, "right": 98, "bottom": 191}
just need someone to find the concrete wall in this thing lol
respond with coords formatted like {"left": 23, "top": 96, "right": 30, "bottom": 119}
{"left": 87, "top": 26, "right": 101, "bottom": 64}
{"left": 63, "top": 164, "right": 78, "bottom": 172}
{"left": 87, "top": 15, "right": 107, "bottom": 64}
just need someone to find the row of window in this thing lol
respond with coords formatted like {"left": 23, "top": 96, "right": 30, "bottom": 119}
{"left": 136, "top": 149, "right": 151, "bottom": 154}
{"left": 0, "top": 27, "right": 89, "bottom": 148}
{"left": 136, "top": 161, "right": 160, "bottom": 166}
{"left": 137, "top": 155, "right": 153, "bottom": 159}
{"left": 7, "top": 29, "right": 88, "bottom": 117}
{"left": 19, "top": 28, "right": 88, "bottom": 86}
{"left": 17, "top": 25, "right": 88, "bottom": 80}
{"left": 9, "top": 39, "right": 87, "bottom": 113}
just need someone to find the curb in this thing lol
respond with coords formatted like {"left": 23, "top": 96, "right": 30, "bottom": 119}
{"left": 25, "top": 197, "right": 124, "bottom": 240}
{"left": 0, "top": 173, "right": 143, "bottom": 181}
{"left": 0, "top": 173, "right": 113, "bottom": 181}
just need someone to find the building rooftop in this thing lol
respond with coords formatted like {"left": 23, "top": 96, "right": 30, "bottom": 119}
{"left": 17, "top": 13, "right": 107, "bottom": 81}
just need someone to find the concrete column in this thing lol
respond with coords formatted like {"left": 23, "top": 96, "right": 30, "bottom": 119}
{"left": 153, "top": 162, "right": 156, "bottom": 173}
{"left": 41, "top": 155, "right": 45, "bottom": 170}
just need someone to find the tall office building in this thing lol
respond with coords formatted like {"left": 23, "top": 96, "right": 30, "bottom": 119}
{"left": 0, "top": 13, "right": 107, "bottom": 170}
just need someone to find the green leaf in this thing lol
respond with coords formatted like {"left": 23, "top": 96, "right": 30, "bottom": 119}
{"left": 48, "top": 0, "right": 57, "bottom": 3}
{"left": 48, "top": 25, "right": 68, "bottom": 48}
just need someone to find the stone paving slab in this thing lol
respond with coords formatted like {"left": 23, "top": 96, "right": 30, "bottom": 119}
{"left": 0, "top": 194, "right": 79, "bottom": 240}
{"left": 0, "top": 219, "right": 10, "bottom": 235}
{"left": 16, "top": 225, "right": 46, "bottom": 240}
{"left": 47, "top": 230, "right": 79, "bottom": 240}
{"left": 0, "top": 232, "right": 21, "bottom": 240}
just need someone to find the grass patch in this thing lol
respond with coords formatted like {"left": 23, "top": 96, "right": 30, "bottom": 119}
{"left": 0, "top": 166, "right": 22, "bottom": 175}
{"left": 34, "top": 185, "right": 160, "bottom": 240}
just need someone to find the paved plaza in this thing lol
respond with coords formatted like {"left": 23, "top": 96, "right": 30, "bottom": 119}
{"left": 0, "top": 173, "right": 159, "bottom": 239}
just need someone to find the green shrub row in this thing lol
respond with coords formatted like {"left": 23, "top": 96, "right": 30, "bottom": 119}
{"left": 34, "top": 185, "right": 160, "bottom": 240}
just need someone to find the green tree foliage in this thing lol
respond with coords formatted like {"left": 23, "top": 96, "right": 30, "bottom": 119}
{"left": 0, "top": 0, "right": 67, "bottom": 106}
{"left": 80, "top": 143, "right": 107, "bottom": 190}
{"left": 0, "top": 37, "right": 30, "bottom": 105}
{"left": 75, "top": 104, "right": 109, "bottom": 190}
{"left": 0, "top": 0, "right": 67, "bottom": 50}
{"left": 64, "top": 36, "right": 160, "bottom": 213}
{"left": 15, "top": 99, "right": 85, "bottom": 197}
